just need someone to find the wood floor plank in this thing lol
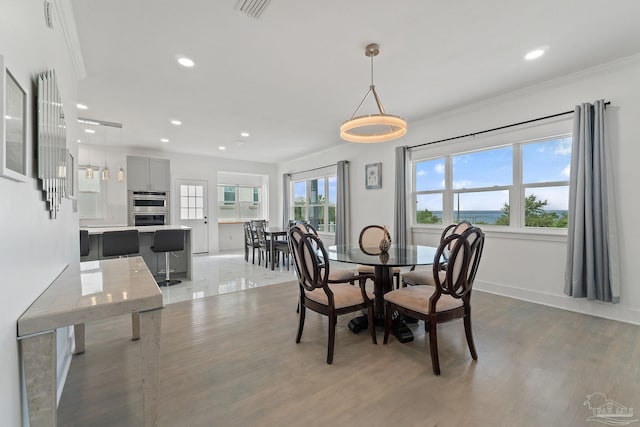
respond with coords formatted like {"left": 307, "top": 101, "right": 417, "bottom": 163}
{"left": 57, "top": 283, "right": 640, "bottom": 427}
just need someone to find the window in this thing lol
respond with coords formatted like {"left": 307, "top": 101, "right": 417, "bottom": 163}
{"left": 217, "top": 185, "right": 262, "bottom": 221}
{"left": 521, "top": 137, "right": 570, "bottom": 227}
{"left": 413, "top": 135, "right": 571, "bottom": 229}
{"left": 290, "top": 175, "right": 336, "bottom": 233}
{"left": 452, "top": 146, "right": 512, "bottom": 225}
{"left": 180, "top": 184, "right": 204, "bottom": 220}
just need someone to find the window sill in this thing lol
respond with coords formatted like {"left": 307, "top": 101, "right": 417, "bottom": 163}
{"left": 411, "top": 224, "right": 567, "bottom": 243}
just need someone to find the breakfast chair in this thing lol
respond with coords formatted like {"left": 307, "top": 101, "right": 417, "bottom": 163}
{"left": 383, "top": 226, "right": 485, "bottom": 375}
{"left": 357, "top": 225, "right": 401, "bottom": 288}
{"left": 151, "top": 229, "right": 185, "bottom": 287}
{"left": 102, "top": 230, "right": 140, "bottom": 258}
{"left": 401, "top": 220, "right": 472, "bottom": 288}
{"left": 80, "top": 230, "right": 90, "bottom": 258}
{"left": 289, "top": 227, "right": 376, "bottom": 364}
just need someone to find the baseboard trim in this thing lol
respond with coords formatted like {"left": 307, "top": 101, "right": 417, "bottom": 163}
{"left": 475, "top": 280, "right": 640, "bottom": 325}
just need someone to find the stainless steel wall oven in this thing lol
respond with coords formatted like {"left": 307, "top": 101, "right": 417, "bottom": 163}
{"left": 128, "top": 191, "right": 169, "bottom": 226}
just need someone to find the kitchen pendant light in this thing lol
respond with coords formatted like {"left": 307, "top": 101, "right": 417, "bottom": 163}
{"left": 340, "top": 43, "right": 407, "bottom": 143}
{"left": 85, "top": 166, "right": 94, "bottom": 179}
{"left": 118, "top": 167, "right": 125, "bottom": 182}
{"left": 101, "top": 166, "right": 110, "bottom": 181}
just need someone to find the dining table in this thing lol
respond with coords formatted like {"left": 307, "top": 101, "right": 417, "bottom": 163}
{"left": 327, "top": 243, "right": 438, "bottom": 342}
{"left": 263, "top": 226, "right": 289, "bottom": 270}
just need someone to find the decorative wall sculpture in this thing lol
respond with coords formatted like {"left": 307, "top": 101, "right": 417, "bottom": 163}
{"left": 37, "top": 70, "right": 68, "bottom": 218}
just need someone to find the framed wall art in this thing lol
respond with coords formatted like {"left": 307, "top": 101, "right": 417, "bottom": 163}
{"left": 365, "top": 162, "right": 382, "bottom": 189}
{"left": 0, "top": 55, "right": 27, "bottom": 182}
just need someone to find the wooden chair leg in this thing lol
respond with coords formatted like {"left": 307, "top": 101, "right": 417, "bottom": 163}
{"left": 383, "top": 302, "right": 392, "bottom": 344}
{"left": 367, "top": 305, "right": 377, "bottom": 345}
{"left": 296, "top": 297, "right": 305, "bottom": 343}
{"left": 428, "top": 321, "right": 441, "bottom": 375}
{"left": 327, "top": 314, "right": 337, "bottom": 364}
{"left": 464, "top": 314, "right": 478, "bottom": 360}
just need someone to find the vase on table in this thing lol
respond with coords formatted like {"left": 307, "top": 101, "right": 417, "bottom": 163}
{"left": 379, "top": 225, "right": 391, "bottom": 254}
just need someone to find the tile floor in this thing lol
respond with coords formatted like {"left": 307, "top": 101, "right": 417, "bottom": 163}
{"left": 159, "top": 249, "right": 299, "bottom": 305}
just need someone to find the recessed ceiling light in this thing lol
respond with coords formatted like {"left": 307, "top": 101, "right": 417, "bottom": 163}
{"left": 84, "top": 129, "right": 95, "bottom": 134}
{"left": 77, "top": 139, "right": 82, "bottom": 143}
{"left": 240, "top": 132, "right": 250, "bottom": 138}
{"left": 525, "top": 49, "right": 545, "bottom": 60}
{"left": 171, "top": 119, "right": 182, "bottom": 126}
{"left": 160, "top": 138, "right": 170, "bottom": 143}
{"left": 218, "top": 146, "right": 226, "bottom": 150}
{"left": 177, "top": 56, "right": 195, "bottom": 67}
{"left": 77, "top": 103, "right": 88, "bottom": 110}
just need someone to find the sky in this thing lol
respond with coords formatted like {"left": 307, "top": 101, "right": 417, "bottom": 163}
{"left": 416, "top": 137, "right": 571, "bottom": 211}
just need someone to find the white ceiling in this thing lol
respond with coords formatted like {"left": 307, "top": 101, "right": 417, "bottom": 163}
{"left": 69, "top": 0, "right": 640, "bottom": 163}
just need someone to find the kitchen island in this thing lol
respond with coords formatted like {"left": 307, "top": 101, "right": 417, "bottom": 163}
{"left": 81, "top": 225, "right": 193, "bottom": 280}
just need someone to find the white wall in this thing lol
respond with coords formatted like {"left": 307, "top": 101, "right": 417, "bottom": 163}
{"left": 278, "top": 55, "right": 640, "bottom": 324}
{"left": 0, "top": 1, "right": 80, "bottom": 426}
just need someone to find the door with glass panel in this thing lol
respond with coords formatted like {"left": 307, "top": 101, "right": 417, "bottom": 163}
{"left": 177, "top": 180, "right": 208, "bottom": 253}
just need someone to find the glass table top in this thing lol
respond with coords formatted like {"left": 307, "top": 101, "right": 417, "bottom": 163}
{"left": 327, "top": 244, "right": 438, "bottom": 268}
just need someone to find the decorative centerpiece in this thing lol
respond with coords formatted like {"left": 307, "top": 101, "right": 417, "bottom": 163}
{"left": 379, "top": 225, "right": 391, "bottom": 254}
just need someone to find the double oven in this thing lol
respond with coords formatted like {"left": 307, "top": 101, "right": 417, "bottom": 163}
{"left": 128, "top": 191, "right": 169, "bottom": 226}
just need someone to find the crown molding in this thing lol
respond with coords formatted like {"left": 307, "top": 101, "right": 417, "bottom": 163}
{"left": 54, "top": 0, "right": 87, "bottom": 79}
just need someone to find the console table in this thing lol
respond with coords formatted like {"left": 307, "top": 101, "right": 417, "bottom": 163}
{"left": 17, "top": 257, "right": 163, "bottom": 427}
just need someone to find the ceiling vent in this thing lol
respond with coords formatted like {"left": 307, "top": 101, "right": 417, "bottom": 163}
{"left": 235, "top": 0, "right": 271, "bottom": 19}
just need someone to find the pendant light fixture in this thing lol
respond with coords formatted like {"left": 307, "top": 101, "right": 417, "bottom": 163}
{"left": 340, "top": 43, "right": 407, "bottom": 143}
{"left": 118, "top": 167, "right": 125, "bottom": 182}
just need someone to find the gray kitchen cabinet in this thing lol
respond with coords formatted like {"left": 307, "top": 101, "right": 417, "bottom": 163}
{"left": 127, "top": 156, "right": 170, "bottom": 192}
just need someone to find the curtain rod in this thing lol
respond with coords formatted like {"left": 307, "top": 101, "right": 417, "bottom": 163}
{"left": 408, "top": 101, "right": 610, "bottom": 150}
{"left": 287, "top": 161, "right": 348, "bottom": 176}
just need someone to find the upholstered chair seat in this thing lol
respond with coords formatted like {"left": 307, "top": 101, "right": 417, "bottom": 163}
{"left": 306, "top": 284, "right": 375, "bottom": 310}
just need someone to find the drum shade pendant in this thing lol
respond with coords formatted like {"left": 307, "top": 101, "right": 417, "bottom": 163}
{"left": 340, "top": 43, "right": 407, "bottom": 143}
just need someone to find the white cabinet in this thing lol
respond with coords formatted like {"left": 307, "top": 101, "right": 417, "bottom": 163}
{"left": 127, "top": 156, "right": 170, "bottom": 192}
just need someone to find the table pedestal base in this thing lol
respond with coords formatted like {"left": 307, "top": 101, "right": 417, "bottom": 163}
{"left": 348, "top": 315, "right": 414, "bottom": 343}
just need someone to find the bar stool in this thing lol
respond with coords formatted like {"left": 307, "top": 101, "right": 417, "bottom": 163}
{"left": 80, "top": 230, "right": 90, "bottom": 257}
{"left": 151, "top": 229, "right": 185, "bottom": 287}
{"left": 96, "top": 229, "right": 141, "bottom": 343}
{"left": 102, "top": 230, "right": 140, "bottom": 258}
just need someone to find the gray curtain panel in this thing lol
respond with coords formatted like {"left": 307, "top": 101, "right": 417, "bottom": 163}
{"left": 282, "top": 174, "right": 290, "bottom": 229}
{"left": 564, "top": 100, "right": 620, "bottom": 303}
{"left": 335, "top": 160, "right": 350, "bottom": 246}
{"left": 394, "top": 146, "right": 408, "bottom": 246}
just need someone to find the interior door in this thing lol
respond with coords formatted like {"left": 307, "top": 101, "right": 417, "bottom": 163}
{"left": 176, "top": 180, "right": 209, "bottom": 253}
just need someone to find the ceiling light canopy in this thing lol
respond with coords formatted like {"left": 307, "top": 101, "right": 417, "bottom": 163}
{"left": 171, "top": 119, "right": 182, "bottom": 125}
{"left": 160, "top": 138, "right": 169, "bottom": 143}
{"left": 77, "top": 103, "right": 88, "bottom": 110}
{"left": 340, "top": 43, "right": 407, "bottom": 143}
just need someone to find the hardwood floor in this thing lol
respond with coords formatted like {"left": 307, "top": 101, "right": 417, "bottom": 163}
{"left": 58, "top": 283, "right": 640, "bottom": 426}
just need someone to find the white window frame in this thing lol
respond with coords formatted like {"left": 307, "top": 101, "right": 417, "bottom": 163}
{"left": 217, "top": 184, "right": 262, "bottom": 222}
{"left": 412, "top": 132, "right": 572, "bottom": 233}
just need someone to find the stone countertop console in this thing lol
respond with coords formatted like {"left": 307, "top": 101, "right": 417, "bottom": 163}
{"left": 17, "top": 257, "right": 163, "bottom": 427}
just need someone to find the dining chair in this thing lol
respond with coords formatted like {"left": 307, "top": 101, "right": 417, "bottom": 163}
{"left": 401, "top": 220, "right": 472, "bottom": 288}
{"left": 356, "top": 225, "right": 401, "bottom": 288}
{"left": 289, "top": 226, "right": 376, "bottom": 364}
{"left": 383, "top": 226, "right": 485, "bottom": 375}
{"left": 254, "top": 223, "right": 270, "bottom": 268}
{"left": 243, "top": 222, "right": 260, "bottom": 264}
